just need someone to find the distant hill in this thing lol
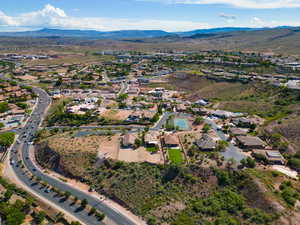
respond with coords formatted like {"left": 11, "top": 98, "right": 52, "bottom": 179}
{"left": 137, "top": 26, "right": 300, "bottom": 54}
{"left": 1, "top": 26, "right": 300, "bottom": 54}
{"left": 0, "top": 26, "right": 295, "bottom": 40}
{"left": 183, "top": 27, "right": 300, "bottom": 54}
{"left": 0, "top": 28, "right": 171, "bottom": 39}
{"left": 175, "top": 27, "right": 261, "bottom": 37}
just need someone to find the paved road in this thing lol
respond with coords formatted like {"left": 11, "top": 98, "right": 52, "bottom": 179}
{"left": 118, "top": 81, "right": 129, "bottom": 95}
{"left": 150, "top": 112, "right": 175, "bottom": 131}
{"left": 45, "top": 125, "right": 145, "bottom": 130}
{"left": 1, "top": 75, "right": 139, "bottom": 225}
{"left": 205, "top": 118, "right": 246, "bottom": 162}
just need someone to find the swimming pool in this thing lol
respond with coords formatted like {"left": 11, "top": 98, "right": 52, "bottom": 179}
{"left": 173, "top": 118, "right": 190, "bottom": 130}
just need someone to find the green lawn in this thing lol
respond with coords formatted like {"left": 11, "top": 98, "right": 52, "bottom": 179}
{"left": 168, "top": 148, "right": 184, "bottom": 165}
{"left": 146, "top": 146, "right": 159, "bottom": 153}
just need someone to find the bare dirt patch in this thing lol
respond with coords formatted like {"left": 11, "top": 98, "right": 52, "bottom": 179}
{"left": 18, "top": 75, "right": 37, "bottom": 81}
{"left": 97, "top": 135, "right": 120, "bottom": 160}
{"left": 48, "top": 134, "right": 100, "bottom": 154}
{"left": 118, "top": 147, "right": 164, "bottom": 164}
{"left": 102, "top": 109, "right": 132, "bottom": 121}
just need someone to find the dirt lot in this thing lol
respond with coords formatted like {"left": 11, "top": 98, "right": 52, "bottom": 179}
{"left": 97, "top": 135, "right": 120, "bottom": 160}
{"left": 47, "top": 134, "right": 100, "bottom": 154}
{"left": 46, "top": 132, "right": 164, "bottom": 165}
{"left": 102, "top": 109, "right": 132, "bottom": 121}
{"left": 18, "top": 75, "right": 37, "bottom": 81}
{"left": 118, "top": 147, "right": 164, "bottom": 164}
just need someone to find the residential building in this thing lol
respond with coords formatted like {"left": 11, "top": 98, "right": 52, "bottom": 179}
{"left": 195, "top": 134, "right": 216, "bottom": 151}
{"left": 122, "top": 133, "right": 137, "bottom": 148}
{"left": 229, "top": 127, "right": 248, "bottom": 137}
{"left": 236, "top": 136, "right": 266, "bottom": 150}
{"left": 144, "top": 131, "right": 160, "bottom": 146}
{"left": 252, "top": 150, "right": 285, "bottom": 165}
{"left": 163, "top": 134, "right": 180, "bottom": 148}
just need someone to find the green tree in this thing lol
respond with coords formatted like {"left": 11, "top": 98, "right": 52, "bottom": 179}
{"left": 0, "top": 101, "right": 10, "bottom": 113}
{"left": 117, "top": 93, "right": 128, "bottom": 102}
{"left": 202, "top": 123, "right": 211, "bottom": 133}
{"left": 194, "top": 116, "right": 204, "bottom": 125}
{"left": 74, "top": 196, "right": 79, "bottom": 203}
{"left": 4, "top": 189, "right": 13, "bottom": 201}
{"left": 134, "top": 138, "right": 142, "bottom": 148}
{"left": 71, "top": 222, "right": 82, "bottom": 225}
{"left": 89, "top": 207, "right": 96, "bottom": 215}
{"left": 216, "top": 140, "right": 229, "bottom": 152}
{"left": 64, "top": 191, "right": 71, "bottom": 199}
{"left": 55, "top": 77, "right": 63, "bottom": 86}
{"left": 241, "top": 157, "right": 256, "bottom": 168}
{"left": 81, "top": 199, "right": 88, "bottom": 208}
{"left": 147, "top": 216, "right": 157, "bottom": 225}
{"left": 15, "top": 102, "right": 28, "bottom": 109}
{"left": 288, "top": 158, "right": 300, "bottom": 171}
{"left": 0, "top": 132, "right": 15, "bottom": 149}
{"left": 34, "top": 211, "right": 46, "bottom": 225}
{"left": 95, "top": 212, "right": 105, "bottom": 221}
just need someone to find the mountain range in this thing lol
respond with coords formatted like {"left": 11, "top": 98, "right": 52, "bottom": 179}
{"left": 0, "top": 26, "right": 295, "bottom": 39}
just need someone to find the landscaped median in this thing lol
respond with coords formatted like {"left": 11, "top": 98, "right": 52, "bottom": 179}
{"left": 167, "top": 148, "right": 184, "bottom": 165}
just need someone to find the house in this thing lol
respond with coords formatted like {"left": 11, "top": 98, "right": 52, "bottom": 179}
{"left": 9, "top": 194, "right": 26, "bottom": 205}
{"left": 176, "top": 104, "right": 187, "bottom": 112}
{"left": 195, "top": 134, "right": 216, "bottom": 151}
{"left": 252, "top": 150, "right": 285, "bottom": 165}
{"left": 212, "top": 110, "right": 243, "bottom": 119}
{"left": 163, "top": 134, "right": 180, "bottom": 148}
{"left": 265, "top": 151, "right": 285, "bottom": 165}
{"left": 127, "top": 87, "right": 140, "bottom": 95}
{"left": 194, "top": 99, "right": 208, "bottom": 106}
{"left": 232, "top": 117, "right": 255, "bottom": 128}
{"left": 144, "top": 131, "right": 160, "bottom": 146}
{"left": 191, "top": 108, "right": 208, "bottom": 116}
{"left": 229, "top": 127, "right": 248, "bottom": 137}
{"left": 122, "top": 133, "right": 137, "bottom": 148}
{"left": 236, "top": 136, "right": 266, "bottom": 150}
{"left": 127, "top": 111, "right": 143, "bottom": 122}
{"left": 142, "top": 111, "right": 156, "bottom": 121}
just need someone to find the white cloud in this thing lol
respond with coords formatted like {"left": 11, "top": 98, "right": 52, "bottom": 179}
{"left": 219, "top": 13, "right": 236, "bottom": 23}
{"left": 0, "top": 11, "right": 19, "bottom": 26}
{"left": 144, "top": 0, "right": 300, "bottom": 9}
{"left": 248, "top": 17, "right": 300, "bottom": 28}
{"left": 0, "top": 4, "right": 210, "bottom": 32}
{"left": 251, "top": 17, "right": 264, "bottom": 26}
{"left": 219, "top": 13, "right": 236, "bottom": 20}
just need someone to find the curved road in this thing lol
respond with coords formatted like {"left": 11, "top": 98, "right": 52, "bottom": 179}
{"left": 2, "top": 76, "right": 139, "bottom": 225}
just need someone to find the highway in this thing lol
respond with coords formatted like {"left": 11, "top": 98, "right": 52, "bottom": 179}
{"left": 2, "top": 75, "right": 139, "bottom": 225}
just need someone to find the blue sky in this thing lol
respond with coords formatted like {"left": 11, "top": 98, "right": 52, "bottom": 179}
{"left": 0, "top": 0, "right": 300, "bottom": 31}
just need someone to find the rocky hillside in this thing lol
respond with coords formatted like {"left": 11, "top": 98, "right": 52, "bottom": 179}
{"left": 35, "top": 131, "right": 300, "bottom": 225}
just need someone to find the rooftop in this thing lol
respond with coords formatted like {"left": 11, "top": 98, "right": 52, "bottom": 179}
{"left": 236, "top": 136, "right": 266, "bottom": 147}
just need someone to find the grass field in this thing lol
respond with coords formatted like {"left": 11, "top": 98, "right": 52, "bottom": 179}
{"left": 168, "top": 148, "right": 184, "bottom": 165}
{"left": 146, "top": 146, "right": 159, "bottom": 153}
